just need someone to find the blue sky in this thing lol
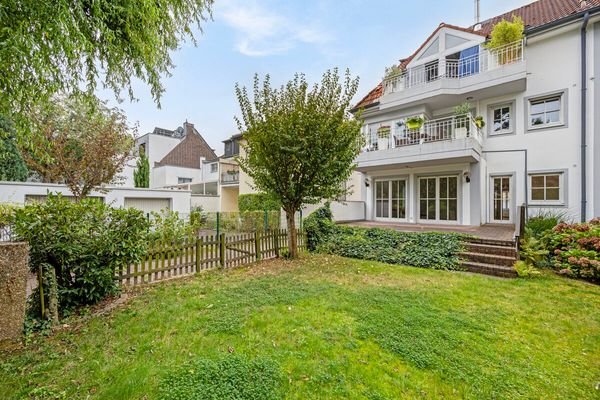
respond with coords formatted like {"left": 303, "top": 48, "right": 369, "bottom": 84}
{"left": 101, "top": 0, "right": 535, "bottom": 154}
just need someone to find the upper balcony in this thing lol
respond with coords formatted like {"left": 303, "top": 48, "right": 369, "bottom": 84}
{"left": 356, "top": 114, "right": 482, "bottom": 172}
{"left": 221, "top": 168, "right": 240, "bottom": 185}
{"left": 379, "top": 40, "right": 526, "bottom": 110}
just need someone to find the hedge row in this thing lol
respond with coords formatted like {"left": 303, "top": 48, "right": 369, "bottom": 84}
{"left": 305, "top": 203, "right": 466, "bottom": 270}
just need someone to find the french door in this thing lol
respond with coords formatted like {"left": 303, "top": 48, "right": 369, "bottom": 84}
{"left": 418, "top": 176, "right": 458, "bottom": 223}
{"left": 375, "top": 179, "right": 407, "bottom": 220}
{"left": 491, "top": 176, "right": 511, "bottom": 222}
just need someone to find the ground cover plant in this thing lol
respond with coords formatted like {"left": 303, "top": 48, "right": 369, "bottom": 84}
{"left": 1, "top": 254, "right": 598, "bottom": 399}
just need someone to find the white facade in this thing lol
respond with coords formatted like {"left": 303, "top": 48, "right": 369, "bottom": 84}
{"left": 354, "top": 13, "right": 600, "bottom": 228}
{"left": 0, "top": 181, "right": 191, "bottom": 215}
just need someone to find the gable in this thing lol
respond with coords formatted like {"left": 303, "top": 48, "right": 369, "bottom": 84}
{"left": 445, "top": 33, "right": 471, "bottom": 50}
{"left": 416, "top": 37, "right": 439, "bottom": 60}
{"left": 155, "top": 124, "right": 217, "bottom": 169}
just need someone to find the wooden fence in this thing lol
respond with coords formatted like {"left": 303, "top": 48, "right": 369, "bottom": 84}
{"left": 117, "top": 229, "right": 305, "bottom": 285}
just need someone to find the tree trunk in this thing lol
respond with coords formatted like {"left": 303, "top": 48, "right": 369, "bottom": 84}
{"left": 285, "top": 209, "right": 298, "bottom": 258}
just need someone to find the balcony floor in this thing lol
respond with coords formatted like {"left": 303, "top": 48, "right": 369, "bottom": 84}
{"left": 342, "top": 221, "right": 515, "bottom": 241}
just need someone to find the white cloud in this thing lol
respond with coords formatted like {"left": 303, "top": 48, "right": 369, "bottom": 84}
{"left": 218, "top": 0, "right": 330, "bottom": 56}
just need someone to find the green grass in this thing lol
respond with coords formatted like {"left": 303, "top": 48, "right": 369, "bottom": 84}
{"left": 1, "top": 254, "right": 599, "bottom": 399}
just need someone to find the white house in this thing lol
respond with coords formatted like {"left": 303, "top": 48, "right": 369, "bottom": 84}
{"left": 351, "top": 0, "right": 600, "bottom": 227}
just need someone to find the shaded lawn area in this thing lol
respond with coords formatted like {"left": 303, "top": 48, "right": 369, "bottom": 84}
{"left": 1, "top": 254, "right": 599, "bottom": 399}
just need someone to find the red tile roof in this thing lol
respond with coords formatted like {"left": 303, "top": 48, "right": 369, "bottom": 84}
{"left": 155, "top": 122, "right": 217, "bottom": 169}
{"left": 353, "top": 0, "right": 600, "bottom": 110}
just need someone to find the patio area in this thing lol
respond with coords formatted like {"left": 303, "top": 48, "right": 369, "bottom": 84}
{"left": 343, "top": 221, "right": 516, "bottom": 241}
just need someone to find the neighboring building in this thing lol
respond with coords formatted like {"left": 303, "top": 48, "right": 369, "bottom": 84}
{"left": 219, "top": 134, "right": 242, "bottom": 211}
{"left": 351, "top": 0, "right": 600, "bottom": 227}
{"left": 0, "top": 182, "right": 191, "bottom": 215}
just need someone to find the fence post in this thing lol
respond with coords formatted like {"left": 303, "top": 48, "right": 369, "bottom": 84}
{"left": 254, "top": 231, "right": 261, "bottom": 261}
{"left": 219, "top": 233, "right": 226, "bottom": 267}
{"left": 38, "top": 265, "right": 45, "bottom": 319}
{"left": 216, "top": 212, "right": 220, "bottom": 238}
{"left": 196, "top": 237, "right": 202, "bottom": 272}
{"left": 299, "top": 209, "right": 303, "bottom": 231}
{"left": 274, "top": 229, "right": 280, "bottom": 257}
{"left": 264, "top": 209, "right": 268, "bottom": 232}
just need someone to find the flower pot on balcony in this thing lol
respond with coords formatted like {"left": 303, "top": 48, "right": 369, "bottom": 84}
{"left": 405, "top": 117, "right": 424, "bottom": 131}
{"left": 474, "top": 116, "right": 485, "bottom": 129}
{"left": 455, "top": 127, "right": 468, "bottom": 139}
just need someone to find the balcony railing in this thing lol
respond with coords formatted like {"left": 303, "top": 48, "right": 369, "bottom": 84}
{"left": 221, "top": 170, "right": 240, "bottom": 184}
{"left": 363, "top": 114, "right": 479, "bottom": 153}
{"left": 383, "top": 40, "right": 524, "bottom": 94}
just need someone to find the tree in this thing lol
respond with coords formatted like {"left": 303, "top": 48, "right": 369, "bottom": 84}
{"left": 235, "top": 69, "right": 363, "bottom": 258}
{"left": 134, "top": 151, "right": 150, "bottom": 188}
{"left": 0, "top": 115, "right": 28, "bottom": 181}
{"left": 21, "top": 95, "right": 135, "bottom": 200}
{"left": 0, "top": 0, "right": 213, "bottom": 127}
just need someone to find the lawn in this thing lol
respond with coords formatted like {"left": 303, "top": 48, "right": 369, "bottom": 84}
{"left": 1, "top": 254, "right": 599, "bottom": 399}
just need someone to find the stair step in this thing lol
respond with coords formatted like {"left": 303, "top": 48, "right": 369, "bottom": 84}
{"left": 460, "top": 251, "right": 516, "bottom": 267}
{"left": 461, "top": 261, "right": 518, "bottom": 278}
{"left": 464, "top": 237, "right": 516, "bottom": 248}
{"left": 465, "top": 242, "right": 517, "bottom": 258}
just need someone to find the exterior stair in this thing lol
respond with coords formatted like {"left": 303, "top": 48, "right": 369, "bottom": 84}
{"left": 460, "top": 238, "right": 518, "bottom": 278}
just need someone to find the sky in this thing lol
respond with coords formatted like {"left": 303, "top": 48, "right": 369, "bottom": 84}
{"left": 100, "top": 0, "right": 536, "bottom": 154}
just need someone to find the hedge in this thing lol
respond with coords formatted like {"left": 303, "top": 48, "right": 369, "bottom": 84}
{"left": 238, "top": 193, "right": 280, "bottom": 212}
{"left": 306, "top": 204, "right": 466, "bottom": 270}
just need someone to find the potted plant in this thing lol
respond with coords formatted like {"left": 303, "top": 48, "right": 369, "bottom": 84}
{"left": 377, "top": 125, "right": 391, "bottom": 150}
{"left": 473, "top": 115, "right": 485, "bottom": 129}
{"left": 485, "top": 16, "right": 524, "bottom": 65}
{"left": 405, "top": 116, "right": 424, "bottom": 131}
{"left": 453, "top": 102, "right": 472, "bottom": 139}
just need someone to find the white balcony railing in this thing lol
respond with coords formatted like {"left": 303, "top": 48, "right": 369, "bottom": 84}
{"left": 221, "top": 170, "right": 240, "bottom": 184}
{"left": 363, "top": 114, "right": 480, "bottom": 153}
{"left": 383, "top": 40, "right": 524, "bottom": 94}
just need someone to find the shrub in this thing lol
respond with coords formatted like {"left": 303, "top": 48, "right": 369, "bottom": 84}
{"left": 544, "top": 218, "right": 600, "bottom": 282}
{"left": 318, "top": 225, "right": 466, "bottom": 270}
{"left": 486, "top": 16, "right": 524, "bottom": 49}
{"left": 238, "top": 193, "right": 280, "bottom": 212}
{"left": 149, "top": 210, "right": 198, "bottom": 246}
{"left": 12, "top": 194, "right": 149, "bottom": 313}
{"left": 514, "top": 260, "right": 541, "bottom": 278}
{"left": 304, "top": 202, "right": 336, "bottom": 251}
{"left": 159, "top": 356, "right": 281, "bottom": 400}
{"left": 524, "top": 210, "right": 567, "bottom": 240}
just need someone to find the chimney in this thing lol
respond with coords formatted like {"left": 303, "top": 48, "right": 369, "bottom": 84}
{"left": 474, "top": 0, "right": 480, "bottom": 24}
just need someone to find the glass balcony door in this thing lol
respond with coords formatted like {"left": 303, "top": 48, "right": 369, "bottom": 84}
{"left": 418, "top": 176, "right": 459, "bottom": 223}
{"left": 491, "top": 176, "right": 511, "bottom": 223}
{"left": 375, "top": 179, "right": 407, "bottom": 220}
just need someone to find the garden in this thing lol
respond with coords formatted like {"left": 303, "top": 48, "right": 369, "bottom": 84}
{"left": 1, "top": 254, "right": 599, "bottom": 399}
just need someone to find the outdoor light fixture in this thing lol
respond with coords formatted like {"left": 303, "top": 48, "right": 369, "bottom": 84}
{"left": 365, "top": 178, "right": 370, "bottom": 187}
{"left": 464, "top": 171, "right": 471, "bottom": 183}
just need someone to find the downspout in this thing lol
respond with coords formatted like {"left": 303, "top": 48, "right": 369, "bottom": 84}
{"left": 580, "top": 12, "right": 590, "bottom": 222}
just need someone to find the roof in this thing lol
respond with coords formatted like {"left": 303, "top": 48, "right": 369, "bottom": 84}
{"left": 353, "top": 0, "right": 600, "bottom": 110}
{"left": 155, "top": 122, "right": 218, "bottom": 169}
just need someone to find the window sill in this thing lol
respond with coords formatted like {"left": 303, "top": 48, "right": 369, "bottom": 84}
{"left": 528, "top": 202, "right": 566, "bottom": 207}
{"left": 526, "top": 122, "right": 565, "bottom": 132}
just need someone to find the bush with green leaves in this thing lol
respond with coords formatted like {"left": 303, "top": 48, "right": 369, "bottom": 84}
{"left": 159, "top": 356, "right": 281, "bottom": 400}
{"left": 524, "top": 210, "right": 567, "bottom": 240}
{"left": 149, "top": 210, "right": 200, "bottom": 245}
{"left": 304, "top": 203, "right": 336, "bottom": 251}
{"left": 238, "top": 193, "right": 281, "bottom": 212}
{"left": 11, "top": 194, "right": 149, "bottom": 313}
{"left": 544, "top": 218, "right": 600, "bottom": 282}
{"left": 313, "top": 225, "right": 465, "bottom": 271}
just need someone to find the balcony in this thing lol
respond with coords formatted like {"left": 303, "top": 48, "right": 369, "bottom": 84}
{"left": 380, "top": 40, "right": 526, "bottom": 109}
{"left": 221, "top": 169, "right": 240, "bottom": 185}
{"left": 356, "top": 115, "right": 482, "bottom": 171}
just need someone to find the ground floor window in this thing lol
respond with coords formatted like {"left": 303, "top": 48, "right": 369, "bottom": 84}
{"left": 375, "top": 179, "right": 406, "bottom": 219}
{"left": 529, "top": 173, "right": 563, "bottom": 204}
{"left": 418, "top": 176, "right": 458, "bottom": 222}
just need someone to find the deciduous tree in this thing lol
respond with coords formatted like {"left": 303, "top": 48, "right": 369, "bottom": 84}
{"left": 21, "top": 95, "right": 135, "bottom": 200}
{"left": 235, "top": 69, "right": 363, "bottom": 258}
{"left": 0, "top": 0, "right": 213, "bottom": 129}
{"left": 0, "top": 115, "right": 28, "bottom": 181}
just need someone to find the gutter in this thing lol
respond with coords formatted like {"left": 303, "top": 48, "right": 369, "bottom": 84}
{"left": 580, "top": 11, "right": 591, "bottom": 222}
{"left": 525, "top": 6, "right": 600, "bottom": 36}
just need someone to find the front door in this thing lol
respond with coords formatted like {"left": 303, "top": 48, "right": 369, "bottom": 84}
{"left": 375, "top": 179, "right": 407, "bottom": 220}
{"left": 418, "top": 176, "right": 458, "bottom": 223}
{"left": 491, "top": 176, "right": 511, "bottom": 222}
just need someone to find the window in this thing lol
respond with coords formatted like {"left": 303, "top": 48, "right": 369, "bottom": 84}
{"left": 210, "top": 163, "right": 218, "bottom": 173}
{"left": 530, "top": 173, "right": 563, "bottom": 203}
{"left": 178, "top": 177, "right": 193, "bottom": 184}
{"left": 491, "top": 104, "right": 511, "bottom": 134}
{"left": 529, "top": 95, "right": 562, "bottom": 128}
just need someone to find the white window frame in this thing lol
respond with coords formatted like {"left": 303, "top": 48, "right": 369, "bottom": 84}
{"left": 178, "top": 177, "right": 193, "bottom": 184}
{"left": 527, "top": 94, "right": 564, "bottom": 130}
{"left": 210, "top": 163, "right": 218, "bottom": 173}
{"left": 528, "top": 173, "right": 564, "bottom": 205}
{"left": 490, "top": 103, "right": 513, "bottom": 135}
